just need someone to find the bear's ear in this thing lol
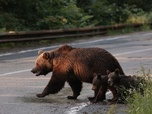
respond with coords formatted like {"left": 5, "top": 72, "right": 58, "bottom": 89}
{"left": 93, "top": 73, "right": 97, "bottom": 78}
{"left": 49, "top": 52, "right": 54, "bottom": 59}
{"left": 38, "top": 50, "right": 43, "bottom": 55}
{"left": 61, "top": 45, "right": 73, "bottom": 51}
{"left": 97, "top": 73, "right": 101, "bottom": 79}
{"left": 115, "top": 69, "right": 119, "bottom": 75}
{"left": 107, "top": 70, "right": 111, "bottom": 75}
{"left": 43, "top": 52, "right": 50, "bottom": 60}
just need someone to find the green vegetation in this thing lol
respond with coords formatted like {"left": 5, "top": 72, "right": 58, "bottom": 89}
{"left": 107, "top": 67, "right": 152, "bottom": 114}
{"left": 107, "top": 104, "right": 117, "bottom": 114}
{"left": 107, "top": 24, "right": 151, "bottom": 36}
{"left": 127, "top": 67, "right": 152, "bottom": 114}
{"left": 1, "top": 0, "right": 152, "bottom": 32}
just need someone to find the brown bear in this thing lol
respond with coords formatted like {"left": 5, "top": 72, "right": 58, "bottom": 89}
{"left": 89, "top": 73, "right": 117, "bottom": 103}
{"left": 107, "top": 69, "right": 145, "bottom": 103}
{"left": 31, "top": 44, "right": 124, "bottom": 100}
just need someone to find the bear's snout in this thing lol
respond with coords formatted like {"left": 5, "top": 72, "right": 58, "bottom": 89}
{"left": 31, "top": 68, "right": 36, "bottom": 74}
{"left": 108, "top": 80, "right": 111, "bottom": 84}
{"left": 108, "top": 80, "right": 113, "bottom": 86}
{"left": 31, "top": 69, "right": 34, "bottom": 73}
{"left": 92, "top": 86, "right": 96, "bottom": 91}
{"left": 107, "top": 80, "right": 110, "bottom": 84}
{"left": 31, "top": 67, "right": 45, "bottom": 76}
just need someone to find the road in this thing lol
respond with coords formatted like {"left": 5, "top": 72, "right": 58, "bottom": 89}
{"left": 0, "top": 31, "right": 152, "bottom": 114}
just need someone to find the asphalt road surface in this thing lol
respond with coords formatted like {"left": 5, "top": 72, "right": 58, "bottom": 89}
{"left": 0, "top": 31, "right": 152, "bottom": 114}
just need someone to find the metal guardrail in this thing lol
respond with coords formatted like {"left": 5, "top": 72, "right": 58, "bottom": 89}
{"left": 0, "top": 23, "right": 149, "bottom": 43}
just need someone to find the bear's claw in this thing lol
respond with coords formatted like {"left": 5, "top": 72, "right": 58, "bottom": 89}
{"left": 67, "top": 96, "right": 77, "bottom": 100}
{"left": 36, "top": 94, "right": 45, "bottom": 98}
{"left": 88, "top": 97, "right": 95, "bottom": 101}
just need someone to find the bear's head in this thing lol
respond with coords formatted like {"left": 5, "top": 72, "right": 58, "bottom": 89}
{"left": 31, "top": 50, "right": 54, "bottom": 76}
{"left": 107, "top": 69, "right": 120, "bottom": 86}
{"left": 92, "top": 73, "right": 107, "bottom": 91}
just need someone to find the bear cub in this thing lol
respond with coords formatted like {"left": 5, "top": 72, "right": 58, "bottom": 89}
{"left": 89, "top": 73, "right": 117, "bottom": 103}
{"left": 107, "top": 69, "right": 146, "bottom": 103}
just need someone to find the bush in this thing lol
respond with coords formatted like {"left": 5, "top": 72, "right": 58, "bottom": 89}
{"left": 127, "top": 67, "right": 152, "bottom": 114}
{"left": 0, "top": 0, "right": 152, "bottom": 31}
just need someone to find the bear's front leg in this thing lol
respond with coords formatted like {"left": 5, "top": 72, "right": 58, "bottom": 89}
{"left": 36, "top": 74, "right": 66, "bottom": 98}
{"left": 91, "top": 86, "right": 107, "bottom": 103}
{"left": 88, "top": 89, "right": 99, "bottom": 101}
{"left": 37, "top": 89, "right": 50, "bottom": 98}
{"left": 108, "top": 86, "right": 118, "bottom": 101}
{"left": 36, "top": 81, "right": 51, "bottom": 98}
{"left": 88, "top": 96, "right": 95, "bottom": 101}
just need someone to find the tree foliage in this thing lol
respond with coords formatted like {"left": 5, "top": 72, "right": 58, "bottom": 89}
{"left": 0, "top": 0, "right": 152, "bottom": 31}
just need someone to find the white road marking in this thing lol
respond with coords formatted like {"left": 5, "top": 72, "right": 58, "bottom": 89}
{"left": 0, "top": 69, "right": 31, "bottom": 77}
{"left": 0, "top": 32, "right": 152, "bottom": 57}
{"left": 0, "top": 53, "right": 14, "bottom": 57}
{"left": 114, "top": 48, "right": 152, "bottom": 56}
{"left": 67, "top": 91, "right": 111, "bottom": 114}
{"left": 67, "top": 102, "right": 90, "bottom": 114}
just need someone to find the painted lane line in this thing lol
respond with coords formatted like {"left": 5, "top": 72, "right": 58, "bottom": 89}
{"left": 10, "top": 35, "right": 128, "bottom": 54}
{"left": 0, "top": 53, "right": 14, "bottom": 57}
{"left": 0, "top": 45, "right": 60, "bottom": 57}
{"left": 114, "top": 48, "right": 152, "bottom": 56}
{"left": 0, "top": 69, "right": 31, "bottom": 77}
{"left": 1, "top": 32, "right": 152, "bottom": 57}
{"left": 0, "top": 36, "right": 124, "bottom": 57}
{"left": 71, "top": 35, "right": 129, "bottom": 45}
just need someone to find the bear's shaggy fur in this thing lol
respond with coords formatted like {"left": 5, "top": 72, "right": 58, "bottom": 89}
{"left": 107, "top": 69, "right": 145, "bottom": 103}
{"left": 89, "top": 73, "right": 117, "bottom": 103}
{"left": 31, "top": 45, "right": 124, "bottom": 99}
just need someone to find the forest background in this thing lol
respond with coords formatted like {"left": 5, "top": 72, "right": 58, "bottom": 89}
{"left": 1, "top": 0, "right": 152, "bottom": 32}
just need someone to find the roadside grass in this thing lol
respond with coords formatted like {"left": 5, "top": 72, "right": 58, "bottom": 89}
{"left": 107, "top": 24, "right": 151, "bottom": 36}
{"left": 107, "top": 66, "right": 152, "bottom": 114}
{"left": 125, "top": 12, "right": 152, "bottom": 30}
{"left": 127, "top": 67, "right": 152, "bottom": 114}
{"left": 107, "top": 104, "right": 117, "bottom": 114}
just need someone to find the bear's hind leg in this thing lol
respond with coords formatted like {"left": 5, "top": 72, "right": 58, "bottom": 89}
{"left": 67, "top": 78, "right": 82, "bottom": 100}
